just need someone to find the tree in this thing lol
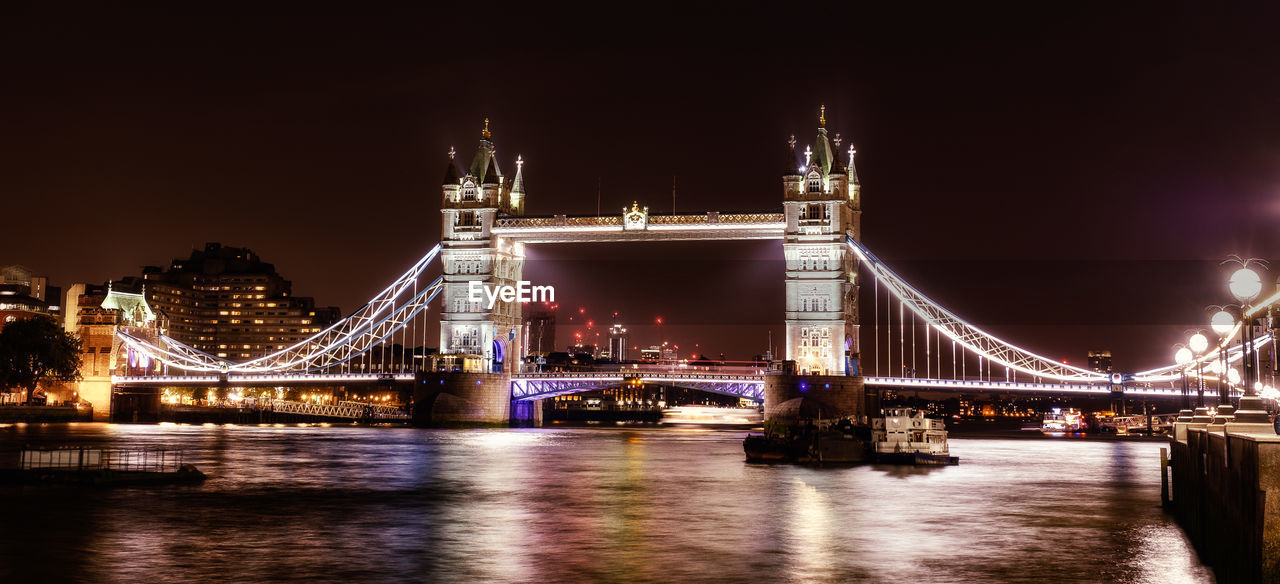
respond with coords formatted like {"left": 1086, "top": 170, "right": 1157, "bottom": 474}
{"left": 0, "top": 318, "right": 82, "bottom": 404}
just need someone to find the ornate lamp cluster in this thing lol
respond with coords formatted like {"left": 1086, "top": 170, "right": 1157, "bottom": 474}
{"left": 1174, "top": 261, "right": 1277, "bottom": 433}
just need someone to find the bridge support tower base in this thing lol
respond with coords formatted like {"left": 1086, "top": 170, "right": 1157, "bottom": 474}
{"left": 510, "top": 398, "right": 543, "bottom": 427}
{"left": 412, "top": 372, "right": 512, "bottom": 426}
{"left": 763, "top": 374, "right": 875, "bottom": 422}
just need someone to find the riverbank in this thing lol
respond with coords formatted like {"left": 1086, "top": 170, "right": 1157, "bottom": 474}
{"left": 0, "top": 405, "right": 92, "bottom": 423}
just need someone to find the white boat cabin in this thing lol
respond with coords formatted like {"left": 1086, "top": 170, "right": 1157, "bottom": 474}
{"left": 871, "top": 408, "right": 951, "bottom": 456}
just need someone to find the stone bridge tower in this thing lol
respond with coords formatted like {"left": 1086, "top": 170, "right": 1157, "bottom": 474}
{"left": 439, "top": 119, "right": 528, "bottom": 373}
{"left": 782, "top": 106, "right": 862, "bottom": 375}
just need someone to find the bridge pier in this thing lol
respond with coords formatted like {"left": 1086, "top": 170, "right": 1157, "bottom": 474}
{"left": 764, "top": 374, "right": 873, "bottom": 422}
{"left": 412, "top": 372, "right": 512, "bottom": 426}
{"left": 509, "top": 398, "right": 543, "bottom": 427}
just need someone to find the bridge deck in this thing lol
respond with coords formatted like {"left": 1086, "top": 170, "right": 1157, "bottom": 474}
{"left": 111, "top": 372, "right": 1188, "bottom": 400}
{"left": 492, "top": 212, "right": 785, "bottom": 243}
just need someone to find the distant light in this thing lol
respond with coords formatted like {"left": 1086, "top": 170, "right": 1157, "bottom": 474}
{"left": 1228, "top": 368, "right": 1242, "bottom": 384}
{"left": 1189, "top": 333, "right": 1209, "bottom": 354}
{"left": 1174, "top": 347, "right": 1193, "bottom": 365}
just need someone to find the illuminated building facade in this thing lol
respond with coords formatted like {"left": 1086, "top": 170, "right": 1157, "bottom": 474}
{"left": 439, "top": 119, "right": 528, "bottom": 372}
{"left": 782, "top": 107, "right": 862, "bottom": 375}
{"left": 606, "top": 322, "right": 629, "bottom": 362}
{"left": 1088, "top": 351, "right": 1113, "bottom": 373}
{"left": 62, "top": 283, "right": 165, "bottom": 418}
{"left": 117, "top": 243, "right": 338, "bottom": 361}
{"left": 0, "top": 264, "right": 61, "bottom": 327}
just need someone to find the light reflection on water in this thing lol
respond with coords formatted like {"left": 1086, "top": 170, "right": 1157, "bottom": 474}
{"left": 0, "top": 424, "right": 1212, "bottom": 583}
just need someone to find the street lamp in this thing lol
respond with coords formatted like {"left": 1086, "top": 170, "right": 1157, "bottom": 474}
{"left": 1188, "top": 332, "right": 1212, "bottom": 423}
{"left": 1227, "top": 264, "right": 1274, "bottom": 432}
{"left": 1210, "top": 309, "right": 1235, "bottom": 405}
{"left": 1207, "top": 308, "right": 1238, "bottom": 423}
{"left": 1175, "top": 344, "right": 1193, "bottom": 421}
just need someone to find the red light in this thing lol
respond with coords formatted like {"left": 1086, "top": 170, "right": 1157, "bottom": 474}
{"left": 579, "top": 307, "right": 586, "bottom": 315}
{"left": 587, "top": 320, "right": 594, "bottom": 327}
{"left": 656, "top": 317, "right": 663, "bottom": 325}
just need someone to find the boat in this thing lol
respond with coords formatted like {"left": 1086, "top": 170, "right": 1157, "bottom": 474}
{"left": 870, "top": 408, "right": 959, "bottom": 465}
{"left": 1041, "top": 407, "right": 1085, "bottom": 434}
{"left": 743, "top": 417, "right": 869, "bottom": 464}
{"left": 744, "top": 409, "right": 956, "bottom": 465}
{"left": 661, "top": 405, "right": 763, "bottom": 427}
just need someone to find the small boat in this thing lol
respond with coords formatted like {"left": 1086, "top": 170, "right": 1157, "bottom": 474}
{"left": 661, "top": 406, "right": 763, "bottom": 428}
{"left": 871, "top": 408, "right": 959, "bottom": 465}
{"left": 1041, "top": 407, "right": 1085, "bottom": 434}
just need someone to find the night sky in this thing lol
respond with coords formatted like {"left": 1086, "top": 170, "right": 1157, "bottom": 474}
{"left": 4, "top": 4, "right": 1280, "bottom": 372}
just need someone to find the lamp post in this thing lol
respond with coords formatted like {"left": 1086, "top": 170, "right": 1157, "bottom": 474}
{"left": 1189, "top": 332, "right": 1212, "bottom": 423}
{"left": 1175, "top": 344, "right": 1193, "bottom": 422}
{"left": 1209, "top": 309, "right": 1237, "bottom": 423}
{"left": 1226, "top": 265, "right": 1275, "bottom": 433}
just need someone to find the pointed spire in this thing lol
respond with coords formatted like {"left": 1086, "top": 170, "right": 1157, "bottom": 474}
{"left": 811, "top": 105, "right": 832, "bottom": 174}
{"left": 783, "top": 135, "right": 801, "bottom": 176}
{"left": 482, "top": 156, "right": 501, "bottom": 185}
{"left": 442, "top": 147, "right": 461, "bottom": 184}
{"left": 481, "top": 117, "right": 491, "bottom": 140}
{"left": 511, "top": 155, "right": 526, "bottom": 193}
{"left": 847, "top": 143, "right": 860, "bottom": 185}
{"left": 829, "top": 134, "right": 847, "bottom": 176}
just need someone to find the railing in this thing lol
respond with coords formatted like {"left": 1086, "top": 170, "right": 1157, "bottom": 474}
{"left": 268, "top": 399, "right": 365, "bottom": 419}
{"left": 20, "top": 447, "right": 187, "bottom": 473}
{"left": 717, "top": 213, "right": 785, "bottom": 224}
{"left": 336, "top": 401, "right": 410, "bottom": 419}
{"left": 494, "top": 212, "right": 784, "bottom": 230}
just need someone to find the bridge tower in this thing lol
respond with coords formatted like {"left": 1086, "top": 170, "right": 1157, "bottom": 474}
{"left": 782, "top": 106, "right": 862, "bottom": 375}
{"left": 439, "top": 119, "right": 528, "bottom": 373}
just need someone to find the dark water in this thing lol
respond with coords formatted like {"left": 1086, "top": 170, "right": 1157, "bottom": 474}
{"left": 0, "top": 423, "right": 1211, "bottom": 583}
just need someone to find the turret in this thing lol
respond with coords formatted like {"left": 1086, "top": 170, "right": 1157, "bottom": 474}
{"left": 783, "top": 135, "right": 803, "bottom": 199}
{"left": 828, "top": 132, "right": 846, "bottom": 199}
{"left": 509, "top": 155, "right": 526, "bottom": 215}
{"left": 481, "top": 155, "right": 502, "bottom": 203}
{"left": 442, "top": 147, "right": 461, "bottom": 203}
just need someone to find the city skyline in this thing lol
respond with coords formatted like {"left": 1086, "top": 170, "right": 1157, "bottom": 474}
{"left": 4, "top": 4, "right": 1280, "bottom": 370}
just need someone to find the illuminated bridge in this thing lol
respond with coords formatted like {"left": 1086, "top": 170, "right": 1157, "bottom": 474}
{"left": 110, "top": 111, "right": 1277, "bottom": 422}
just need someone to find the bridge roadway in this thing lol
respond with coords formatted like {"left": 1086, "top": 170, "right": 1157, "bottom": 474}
{"left": 113, "top": 369, "right": 1190, "bottom": 401}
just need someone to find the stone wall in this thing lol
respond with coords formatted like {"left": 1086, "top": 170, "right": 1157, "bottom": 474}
{"left": 1169, "top": 427, "right": 1280, "bottom": 582}
{"left": 763, "top": 374, "right": 873, "bottom": 421}
{"left": 413, "top": 372, "right": 511, "bottom": 426}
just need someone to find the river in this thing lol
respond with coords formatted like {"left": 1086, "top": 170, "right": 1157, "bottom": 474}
{"left": 0, "top": 423, "right": 1212, "bottom": 583}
